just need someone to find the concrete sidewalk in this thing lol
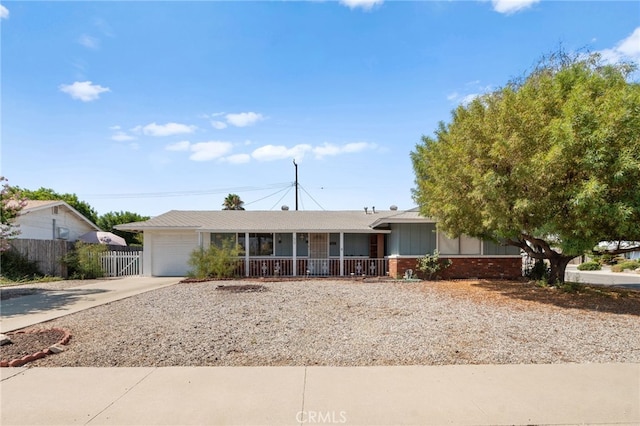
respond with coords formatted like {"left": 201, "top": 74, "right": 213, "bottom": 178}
{"left": 1, "top": 363, "right": 638, "bottom": 425}
{"left": 1, "top": 277, "right": 180, "bottom": 333}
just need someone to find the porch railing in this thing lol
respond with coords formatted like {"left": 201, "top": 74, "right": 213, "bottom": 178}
{"left": 232, "top": 257, "right": 387, "bottom": 278}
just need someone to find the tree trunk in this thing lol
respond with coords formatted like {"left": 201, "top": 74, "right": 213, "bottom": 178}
{"left": 547, "top": 255, "right": 575, "bottom": 285}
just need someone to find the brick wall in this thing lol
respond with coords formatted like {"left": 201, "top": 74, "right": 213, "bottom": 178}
{"left": 388, "top": 256, "right": 522, "bottom": 280}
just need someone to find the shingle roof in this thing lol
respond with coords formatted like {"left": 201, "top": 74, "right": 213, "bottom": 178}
{"left": 116, "top": 210, "right": 425, "bottom": 233}
{"left": 369, "top": 208, "right": 436, "bottom": 228}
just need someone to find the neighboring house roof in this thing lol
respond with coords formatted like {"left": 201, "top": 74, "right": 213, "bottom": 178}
{"left": 116, "top": 209, "right": 429, "bottom": 233}
{"left": 17, "top": 200, "right": 100, "bottom": 231}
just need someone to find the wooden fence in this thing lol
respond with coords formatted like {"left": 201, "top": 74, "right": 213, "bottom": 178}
{"left": 8, "top": 239, "right": 72, "bottom": 278}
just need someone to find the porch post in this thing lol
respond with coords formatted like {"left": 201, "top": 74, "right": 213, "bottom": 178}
{"left": 339, "top": 232, "right": 344, "bottom": 276}
{"left": 244, "top": 232, "right": 250, "bottom": 277}
{"left": 292, "top": 232, "right": 297, "bottom": 276}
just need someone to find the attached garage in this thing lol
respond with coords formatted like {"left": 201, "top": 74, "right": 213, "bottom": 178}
{"left": 146, "top": 231, "right": 198, "bottom": 276}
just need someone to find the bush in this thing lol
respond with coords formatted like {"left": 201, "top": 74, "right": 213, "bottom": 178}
{"left": 0, "top": 248, "right": 43, "bottom": 281}
{"left": 577, "top": 261, "right": 601, "bottom": 271}
{"left": 559, "top": 281, "right": 585, "bottom": 293}
{"left": 63, "top": 242, "right": 107, "bottom": 279}
{"left": 187, "top": 238, "right": 243, "bottom": 279}
{"left": 525, "top": 259, "right": 549, "bottom": 281}
{"left": 592, "top": 253, "right": 625, "bottom": 265}
{"left": 611, "top": 260, "right": 640, "bottom": 272}
{"left": 415, "top": 250, "right": 452, "bottom": 280}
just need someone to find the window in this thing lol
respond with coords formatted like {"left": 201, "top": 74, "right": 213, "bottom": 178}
{"left": 210, "top": 233, "right": 236, "bottom": 249}
{"left": 57, "top": 227, "right": 69, "bottom": 240}
{"left": 238, "top": 233, "right": 274, "bottom": 256}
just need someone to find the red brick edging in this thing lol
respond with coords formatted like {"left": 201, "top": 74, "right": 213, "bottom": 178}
{"left": 0, "top": 328, "right": 72, "bottom": 368}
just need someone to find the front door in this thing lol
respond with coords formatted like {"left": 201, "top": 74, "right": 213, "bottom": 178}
{"left": 308, "top": 233, "right": 329, "bottom": 275}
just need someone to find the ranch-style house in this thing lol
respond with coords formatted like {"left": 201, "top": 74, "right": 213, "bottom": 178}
{"left": 116, "top": 207, "right": 522, "bottom": 279}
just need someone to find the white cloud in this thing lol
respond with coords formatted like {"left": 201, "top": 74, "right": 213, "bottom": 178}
{"left": 1, "top": 5, "right": 9, "bottom": 19}
{"left": 340, "top": 0, "right": 383, "bottom": 11}
{"left": 491, "top": 0, "right": 539, "bottom": 15}
{"left": 446, "top": 92, "right": 459, "bottom": 101}
{"left": 313, "top": 143, "right": 341, "bottom": 158}
{"left": 59, "top": 81, "right": 110, "bottom": 102}
{"left": 223, "top": 154, "right": 252, "bottom": 164}
{"left": 189, "top": 141, "right": 233, "bottom": 161}
{"left": 461, "top": 93, "right": 480, "bottom": 105}
{"left": 78, "top": 34, "right": 99, "bottom": 49}
{"left": 225, "top": 112, "right": 264, "bottom": 127}
{"left": 93, "top": 18, "right": 114, "bottom": 38}
{"left": 165, "top": 141, "right": 191, "bottom": 151}
{"left": 599, "top": 27, "right": 640, "bottom": 65}
{"left": 343, "top": 142, "right": 376, "bottom": 153}
{"left": 133, "top": 122, "right": 196, "bottom": 137}
{"left": 617, "top": 28, "right": 640, "bottom": 58}
{"left": 313, "top": 142, "right": 377, "bottom": 159}
{"left": 447, "top": 79, "right": 492, "bottom": 105}
{"left": 252, "top": 144, "right": 312, "bottom": 162}
{"left": 111, "top": 131, "right": 136, "bottom": 142}
{"left": 211, "top": 121, "right": 228, "bottom": 130}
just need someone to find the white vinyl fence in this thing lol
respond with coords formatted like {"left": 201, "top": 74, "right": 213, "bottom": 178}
{"left": 100, "top": 250, "right": 142, "bottom": 277}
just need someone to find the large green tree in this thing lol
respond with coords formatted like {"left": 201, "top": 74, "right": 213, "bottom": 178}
{"left": 411, "top": 53, "right": 640, "bottom": 284}
{"left": 96, "top": 211, "right": 149, "bottom": 246}
{"left": 0, "top": 177, "right": 26, "bottom": 251}
{"left": 12, "top": 187, "right": 99, "bottom": 224}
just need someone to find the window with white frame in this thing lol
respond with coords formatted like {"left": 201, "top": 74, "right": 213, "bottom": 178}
{"left": 238, "top": 233, "right": 274, "bottom": 256}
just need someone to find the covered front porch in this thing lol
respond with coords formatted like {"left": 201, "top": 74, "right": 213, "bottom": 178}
{"left": 204, "top": 231, "right": 388, "bottom": 277}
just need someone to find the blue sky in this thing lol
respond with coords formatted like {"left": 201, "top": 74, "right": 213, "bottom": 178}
{"left": 2, "top": 1, "right": 639, "bottom": 217}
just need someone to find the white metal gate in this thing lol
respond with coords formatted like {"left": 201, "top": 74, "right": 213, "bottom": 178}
{"left": 100, "top": 251, "right": 142, "bottom": 277}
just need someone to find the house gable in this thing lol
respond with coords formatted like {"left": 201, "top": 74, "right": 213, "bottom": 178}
{"left": 14, "top": 200, "right": 100, "bottom": 242}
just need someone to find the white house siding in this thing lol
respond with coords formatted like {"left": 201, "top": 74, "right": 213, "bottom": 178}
{"left": 15, "top": 206, "right": 95, "bottom": 242}
{"left": 144, "top": 231, "right": 198, "bottom": 277}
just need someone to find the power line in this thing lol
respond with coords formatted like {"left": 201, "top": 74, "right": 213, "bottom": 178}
{"left": 81, "top": 183, "right": 292, "bottom": 199}
{"left": 299, "top": 184, "right": 325, "bottom": 210}
{"left": 244, "top": 184, "right": 294, "bottom": 208}
{"left": 269, "top": 185, "right": 294, "bottom": 210}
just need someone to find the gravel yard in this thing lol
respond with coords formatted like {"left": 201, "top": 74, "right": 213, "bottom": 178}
{"left": 7, "top": 279, "right": 640, "bottom": 367}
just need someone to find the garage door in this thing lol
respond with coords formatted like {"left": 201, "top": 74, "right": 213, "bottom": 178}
{"left": 151, "top": 232, "right": 198, "bottom": 276}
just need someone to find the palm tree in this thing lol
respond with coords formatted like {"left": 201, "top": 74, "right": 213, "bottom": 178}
{"left": 222, "top": 193, "right": 245, "bottom": 210}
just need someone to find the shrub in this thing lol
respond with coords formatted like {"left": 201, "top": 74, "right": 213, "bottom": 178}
{"left": 611, "top": 260, "right": 640, "bottom": 272}
{"left": 187, "top": 238, "right": 243, "bottom": 279}
{"left": 592, "top": 253, "right": 625, "bottom": 265}
{"left": 0, "top": 248, "right": 43, "bottom": 281}
{"left": 559, "top": 281, "right": 585, "bottom": 293}
{"left": 63, "top": 242, "right": 107, "bottom": 279}
{"left": 577, "top": 261, "right": 601, "bottom": 271}
{"left": 415, "top": 250, "right": 452, "bottom": 280}
{"left": 525, "top": 259, "right": 549, "bottom": 281}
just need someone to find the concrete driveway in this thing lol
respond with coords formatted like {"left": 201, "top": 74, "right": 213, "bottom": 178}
{"left": 0, "top": 277, "right": 180, "bottom": 333}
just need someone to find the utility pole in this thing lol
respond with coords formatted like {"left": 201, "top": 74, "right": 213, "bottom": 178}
{"left": 293, "top": 159, "right": 299, "bottom": 211}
